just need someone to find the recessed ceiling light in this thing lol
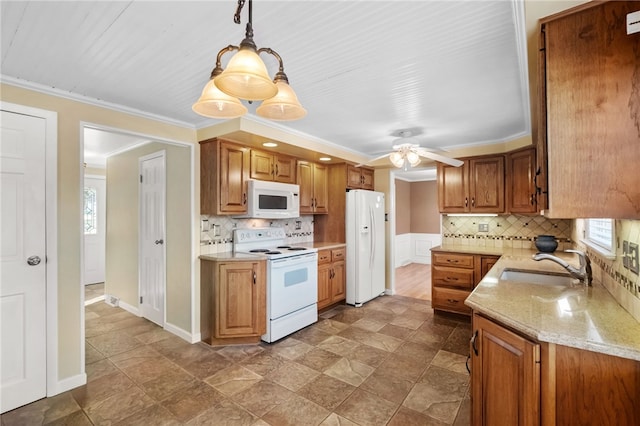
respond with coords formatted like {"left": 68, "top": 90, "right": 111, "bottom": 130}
{"left": 262, "top": 142, "right": 278, "bottom": 147}
{"left": 319, "top": 157, "right": 331, "bottom": 161}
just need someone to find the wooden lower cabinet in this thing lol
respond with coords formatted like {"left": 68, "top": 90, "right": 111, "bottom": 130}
{"left": 471, "top": 313, "right": 540, "bottom": 425}
{"left": 317, "top": 247, "right": 346, "bottom": 310}
{"left": 201, "top": 259, "right": 266, "bottom": 345}
{"left": 471, "top": 312, "right": 640, "bottom": 426}
{"left": 431, "top": 250, "right": 499, "bottom": 316}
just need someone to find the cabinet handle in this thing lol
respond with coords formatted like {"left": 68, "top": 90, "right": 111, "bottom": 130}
{"left": 447, "top": 298, "right": 459, "bottom": 304}
{"left": 275, "top": 164, "right": 279, "bottom": 176}
{"left": 445, "top": 277, "right": 459, "bottom": 281}
{"left": 471, "top": 330, "right": 479, "bottom": 356}
{"left": 466, "top": 354, "right": 471, "bottom": 374}
{"left": 253, "top": 271, "right": 257, "bottom": 284}
{"left": 243, "top": 193, "right": 247, "bottom": 205}
{"left": 531, "top": 194, "right": 535, "bottom": 205}
{"left": 446, "top": 259, "right": 459, "bottom": 263}
{"left": 465, "top": 197, "right": 468, "bottom": 207}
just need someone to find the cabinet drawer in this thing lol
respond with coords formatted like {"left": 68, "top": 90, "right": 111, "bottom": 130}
{"left": 432, "top": 287, "right": 471, "bottom": 315}
{"left": 432, "top": 265, "right": 474, "bottom": 290}
{"left": 432, "top": 252, "right": 474, "bottom": 269}
{"left": 318, "top": 250, "right": 331, "bottom": 264}
{"left": 331, "top": 248, "right": 345, "bottom": 262}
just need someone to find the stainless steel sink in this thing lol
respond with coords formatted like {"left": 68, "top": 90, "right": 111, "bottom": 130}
{"left": 499, "top": 268, "right": 576, "bottom": 286}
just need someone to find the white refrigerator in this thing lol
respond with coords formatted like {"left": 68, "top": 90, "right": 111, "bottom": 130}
{"left": 346, "top": 190, "right": 386, "bottom": 306}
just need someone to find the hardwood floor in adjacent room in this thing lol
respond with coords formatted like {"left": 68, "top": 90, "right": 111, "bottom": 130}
{"left": 395, "top": 263, "right": 431, "bottom": 301}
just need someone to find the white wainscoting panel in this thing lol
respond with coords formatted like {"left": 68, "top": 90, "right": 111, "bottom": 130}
{"left": 395, "top": 233, "right": 442, "bottom": 266}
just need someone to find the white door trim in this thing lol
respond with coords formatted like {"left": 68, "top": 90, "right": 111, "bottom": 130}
{"left": 0, "top": 101, "right": 60, "bottom": 396}
{"left": 138, "top": 150, "right": 167, "bottom": 326}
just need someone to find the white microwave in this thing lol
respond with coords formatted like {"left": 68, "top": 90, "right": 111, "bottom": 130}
{"left": 244, "top": 180, "right": 300, "bottom": 219}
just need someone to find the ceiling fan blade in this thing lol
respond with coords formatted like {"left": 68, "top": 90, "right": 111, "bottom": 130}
{"left": 415, "top": 149, "right": 463, "bottom": 167}
{"left": 356, "top": 152, "right": 390, "bottom": 167}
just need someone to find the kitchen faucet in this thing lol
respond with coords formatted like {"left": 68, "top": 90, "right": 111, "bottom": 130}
{"left": 532, "top": 249, "right": 593, "bottom": 286}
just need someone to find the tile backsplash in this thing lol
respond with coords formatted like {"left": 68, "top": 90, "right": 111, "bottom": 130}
{"left": 441, "top": 214, "right": 573, "bottom": 250}
{"left": 199, "top": 215, "right": 314, "bottom": 254}
{"left": 573, "top": 219, "right": 640, "bottom": 322}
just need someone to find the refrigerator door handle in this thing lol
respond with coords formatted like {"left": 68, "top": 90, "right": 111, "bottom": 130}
{"left": 369, "top": 206, "right": 375, "bottom": 267}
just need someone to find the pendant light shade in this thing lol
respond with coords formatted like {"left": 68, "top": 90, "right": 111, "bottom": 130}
{"left": 193, "top": 1, "right": 305, "bottom": 121}
{"left": 256, "top": 80, "right": 307, "bottom": 121}
{"left": 213, "top": 47, "right": 278, "bottom": 101}
{"left": 192, "top": 78, "right": 248, "bottom": 119}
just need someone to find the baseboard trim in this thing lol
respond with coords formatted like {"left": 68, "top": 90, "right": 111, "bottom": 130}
{"left": 118, "top": 300, "right": 141, "bottom": 316}
{"left": 49, "top": 373, "right": 86, "bottom": 396}
{"left": 164, "top": 321, "right": 199, "bottom": 344}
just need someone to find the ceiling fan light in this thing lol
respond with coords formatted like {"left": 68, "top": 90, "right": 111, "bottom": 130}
{"left": 192, "top": 78, "right": 248, "bottom": 119}
{"left": 389, "top": 151, "right": 404, "bottom": 168}
{"left": 407, "top": 151, "right": 421, "bottom": 166}
{"left": 214, "top": 47, "right": 278, "bottom": 101}
{"left": 256, "top": 80, "right": 307, "bottom": 121}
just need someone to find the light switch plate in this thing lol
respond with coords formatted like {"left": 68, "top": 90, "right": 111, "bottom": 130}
{"left": 478, "top": 223, "right": 489, "bottom": 232}
{"left": 629, "top": 242, "right": 639, "bottom": 274}
{"left": 623, "top": 240, "right": 630, "bottom": 269}
{"left": 627, "top": 10, "right": 640, "bottom": 35}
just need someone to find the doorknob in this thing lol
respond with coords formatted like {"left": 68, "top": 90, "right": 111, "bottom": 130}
{"left": 27, "top": 255, "right": 41, "bottom": 266}
{"left": 155, "top": 239, "right": 164, "bottom": 245}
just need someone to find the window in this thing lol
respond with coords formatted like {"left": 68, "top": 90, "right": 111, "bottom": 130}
{"left": 585, "top": 218, "right": 614, "bottom": 252}
{"left": 84, "top": 187, "right": 97, "bottom": 235}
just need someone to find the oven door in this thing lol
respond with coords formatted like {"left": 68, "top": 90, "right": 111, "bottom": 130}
{"left": 268, "top": 252, "right": 318, "bottom": 319}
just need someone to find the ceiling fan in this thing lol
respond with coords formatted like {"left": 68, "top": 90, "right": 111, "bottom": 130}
{"left": 360, "top": 130, "right": 464, "bottom": 170}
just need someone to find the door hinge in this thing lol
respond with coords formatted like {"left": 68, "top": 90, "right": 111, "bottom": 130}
{"left": 140, "top": 174, "right": 143, "bottom": 183}
{"left": 140, "top": 296, "right": 143, "bottom": 304}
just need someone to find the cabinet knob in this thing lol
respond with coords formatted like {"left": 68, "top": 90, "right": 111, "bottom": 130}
{"left": 471, "top": 197, "right": 475, "bottom": 207}
{"left": 253, "top": 272, "right": 257, "bottom": 284}
{"left": 447, "top": 298, "right": 459, "bottom": 304}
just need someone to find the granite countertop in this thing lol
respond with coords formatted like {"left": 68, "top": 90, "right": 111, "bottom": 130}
{"left": 296, "top": 242, "right": 346, "bottom": 250}
{"left": 447, "top": 246, "right": 640, "bottom": 361}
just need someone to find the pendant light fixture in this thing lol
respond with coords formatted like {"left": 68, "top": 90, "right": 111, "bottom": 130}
{"left": 192, "top": 0, "right": 306, "bottom": 121}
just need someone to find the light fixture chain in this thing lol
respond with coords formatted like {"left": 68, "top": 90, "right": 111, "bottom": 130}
{"left": 234, "top": 0, "right": 245, "bottom": 24}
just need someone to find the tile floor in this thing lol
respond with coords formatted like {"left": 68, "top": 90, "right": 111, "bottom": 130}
{"left": 1, "top": 295, "right": 472, "bottom": 425}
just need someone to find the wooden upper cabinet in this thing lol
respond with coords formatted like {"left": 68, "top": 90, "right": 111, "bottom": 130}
{"left": 471, "top": 313, "right": 540, "bottom": 426}
{"left": 438, "top": 155, "right": 504, "bottom": 213}
{"left": 200, "top": 138, "right": 249, "bottom": 215}
{"left": 346, "top": 165, "right": 375, "bottom": 190}
{"left": 249, "top": 149, "right": 296, "bottom": 184}
{"left": 540, "top": 1, "right": 640, "bottom": 218}
{"left": 507, "top": 147, "right": 537, "bottom": 214}
{"left": 297, "top": 161, "right": 328, "bottom": 214}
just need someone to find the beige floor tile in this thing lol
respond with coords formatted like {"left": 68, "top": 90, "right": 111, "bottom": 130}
{"left": 161, "top": 381, "right": 225, "bottom": 422}
{"left": 261, "top": 394, "right": 330, "bottom": 426}
{"left": 231, "top": 380, "right": 295, "bottom": 418}
{"left": 297, "top": 374, "right": 356, "bottom": 411}
{"left": 316, "top": 335, "right": 360, "bottom": 357}
{"left": 319, "top": 412, "right": 360, "bottom": 426}
{"left": 0, "top": 392, "right": 81, "bottom": 425}
{"left": 359, "top": 371, "right": 414, "bottom": 404}
{"left": 335, "top": 388, "right": 398, "bottom": 426}
{"left": 84, "top": 386, "right": 155, "bottom": 425}
{"left": 114, "top": 404, "right": 181, "bottom": 426}
{"left": 324, "top": 358, "right": 374, "bottom": 387}
{"left": 432, "top": 350, "right": 470, "bottom": 375}
{"left": 295, "top": 347, "right": 343, "bottom": 372}
{"left": 86, "top": 330, "right": 143, "bottom": 358}
{"left": 186, "top": 399, "right": 258, "bottom": 426}
{"left": 71, "top": 371, "right": 136, "bottom": 409}
{"left": 205, "top": 365, "right": 264, "bottom": 396}
{"left": 265, "top": 360, "right": 320, "bottom": 391}
{"left": 269, "top": 337, "right": 314, "bottom": 360}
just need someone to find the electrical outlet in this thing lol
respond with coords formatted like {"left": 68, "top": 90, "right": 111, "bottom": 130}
{"left": 478, "top": 223, "right": 489, "bottom": 232}
{"left": 629, "top": 242, "right": 639, "bottom": 274}
{"left": 623, "top": 240, "right": 630, "bottom": 269}
{"left": 212, "top": 224, "right": 221, "bottom": 237}
{"left": 200, "top": 219, "right": 210, "bottom": 232}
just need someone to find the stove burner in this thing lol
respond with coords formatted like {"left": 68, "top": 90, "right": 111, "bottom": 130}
{"left": 277, "top": 245, "right": 292, "bottom": 249}
{"left": 288, "top": 247, "right": 307, "bottom": 251}
{"left": 265, "top": 251, "right": 282, "bottom": 255}
{"left": 249, "top": 249, "right": 270, "bottom": 253}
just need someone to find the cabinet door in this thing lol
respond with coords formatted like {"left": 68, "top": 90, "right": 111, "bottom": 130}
{"left": 216, "top": 261, "right": 265, "bottom": 337}
{"left": 250, "top": 149, "right": 275, "bottom": 181}
{"left": 331, "top": 260, "right": 346, "bottom": 302}
{"left": 317, "top": 262, "right": 332, "bottom": 310}
{"left": 346, "top": 165, "right": 363, "bottom": 188}
{"left": 472, "top": 313, "right": 540, "bottom": 426}
{"left": 297, "top": 161, "right": 314, "bottom": 214}
{"left": 220, "top": 142, "right": 249, "bottom": 213}
{"left": 360, "top": 167, "right": 375, "bottom": 190}
{"left": 312, "top": 163, "right": 329, "bottom": 214}
{"left": 475, "top": 255, "right": 500, "bottom": 286}
{"left": 274, "top": 155, "right": 296, "bottom": 184}
{"left": 543, "top": 1, "right": 640, "bottom": 218}
{"left": 508, "top": 148, "right": 537, "bottom": 214}
{"left": 438, "top": 162, "right": 468, "bottom": 213}
{"left": 469, "top": 156, "right": 504, "bottom": 213}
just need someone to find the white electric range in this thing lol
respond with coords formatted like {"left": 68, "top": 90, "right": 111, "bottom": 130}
{"left": 233, "top": 227, "right": 318, "bottom": 343}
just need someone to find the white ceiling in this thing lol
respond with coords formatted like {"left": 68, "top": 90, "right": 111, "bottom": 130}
{"left": 1, "top": 0, "right": 530, "bottom": 167}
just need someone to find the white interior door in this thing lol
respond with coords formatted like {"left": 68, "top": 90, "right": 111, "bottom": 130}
{"left": 1, "top": 110, "right": 47, "bottom": 413}
{"left": 139, "top": 152, "right": 165, "bottom": 326}
{"left": 83, "top": 176, "right": 106, "bottom": 285}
